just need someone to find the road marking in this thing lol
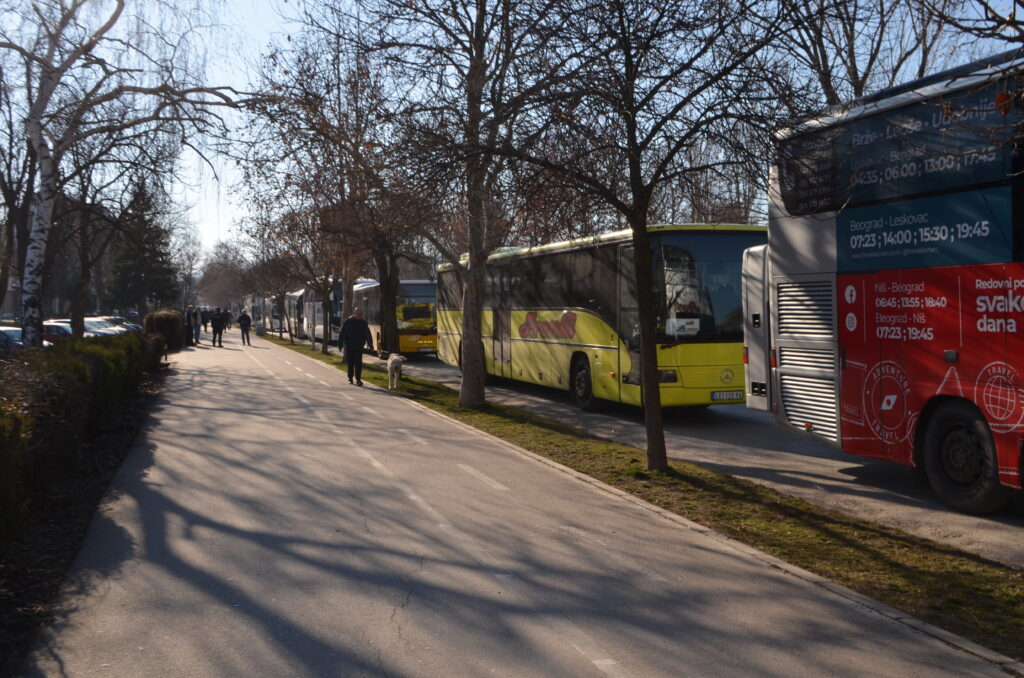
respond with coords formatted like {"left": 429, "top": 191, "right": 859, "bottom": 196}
{"left": 561, "top": 526, "right": 668, "bottom": 583}
{"left": 319, "top": 380, "right": 329, "bottom": 387}
{"left": 457, "top": 463, "right": 509, "bottom": 491}
{"left": 338, "top": 391, "right": 353, "bottom": 401}
{"left": 285, "top": 360, "right": 294, "bottom": 366}
{"left": 359, "top": 405, "right": 377, "bottom": 417}
{"left": 398, "top": 428, "right": 430, "bottom": 446}
{"left": 293, "top": 366, "right": 303, "bottom": 372}
{"left": 305, "top": 372, "right": 316, "bottom": 379}
{"left": 352, "top": 442, "right": 630, "bottom": 677}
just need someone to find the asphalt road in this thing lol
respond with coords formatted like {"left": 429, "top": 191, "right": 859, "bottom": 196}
{"left": 400, "top": 357, "right": 1024, "bottom": 570}
{"left": 22, "top": 332, "right": 1018, "bottom": 676}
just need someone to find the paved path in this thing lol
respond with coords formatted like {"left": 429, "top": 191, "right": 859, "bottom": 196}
{"left": 403, "top": 359, "right": 1024, "bottom": 570}
{"left": 23, "top": 333, "right": 1019, "bottom": 677}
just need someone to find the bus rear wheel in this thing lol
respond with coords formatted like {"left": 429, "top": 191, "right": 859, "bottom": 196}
{"left": 922, "top": 401, "right": 1010, "bottom": 514}
{"left": 571, "top": 356, "right": 598, "bottom": 411}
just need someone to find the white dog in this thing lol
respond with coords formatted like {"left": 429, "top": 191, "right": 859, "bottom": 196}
{"left": 386, "top": 353, "right": 407, "bottom": 390}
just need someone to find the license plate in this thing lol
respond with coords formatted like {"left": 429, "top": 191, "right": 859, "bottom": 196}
{"left": 711, "top": 390, "right": 744, "bottom": 401}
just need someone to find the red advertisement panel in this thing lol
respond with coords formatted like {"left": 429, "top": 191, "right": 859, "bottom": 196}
{"left": 838, "top": 264, "right": 1022, "bottom": 487}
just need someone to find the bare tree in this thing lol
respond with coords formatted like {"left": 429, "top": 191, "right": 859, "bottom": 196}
{"left": 336, "top": 0, "right": 570, "bottom": 408}
{"left": 493, "top": 0, "right": 794, "bottom": 470}
{"left": 173, "top": 225, "right": 203, "bottom": 308}
{"left": 781, "top": 0, "right": 964, "bottom": 111}
{"left": 0, "top": 57, "right": 35, "bottom": 316}
{"left": 918, "top": 0, "right": 1024, "bottom": 52}
{"left": 0, "top": 0, "right": 241, "bottom": 344}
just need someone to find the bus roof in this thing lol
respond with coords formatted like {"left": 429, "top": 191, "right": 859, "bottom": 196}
{"left": 437, "top": 224, "right": 765, "bottom": 271}
{"left": 352, "top": 279, "right": 437, "bottom": 292}
{"left": 778, "top": 48, "right": 1024, "bottom": 141}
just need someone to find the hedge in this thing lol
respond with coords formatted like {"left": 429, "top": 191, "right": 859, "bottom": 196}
{"left": 0, "top": 332, "right": 164, "bottom": 552}
{"left": 144, "top": 309, "right": 184, "bottom": 354}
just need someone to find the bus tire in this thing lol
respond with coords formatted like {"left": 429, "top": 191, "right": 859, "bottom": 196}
{"left": 571, "top": 356, "right": 598, "bottom": 411}
{"left": 922, "top": 400, "right": 1010, "bottom": 514}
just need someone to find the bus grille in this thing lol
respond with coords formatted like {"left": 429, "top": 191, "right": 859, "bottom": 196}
{"left": 778, "top": 347, "right": 835, "bottom": 371}
{"left": 777, "top": 282, "right": 833, "bottom": 337}
{"left": 780, "top": 374, "right": 838, "bottom": 441}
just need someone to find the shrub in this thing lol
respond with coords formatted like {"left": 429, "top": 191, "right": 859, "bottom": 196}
{"left": 0, "top": 333, "right": 163, "bottom": 549}
{"left": 0, "top": 409, "right": 28, "bottom": 550}
{"left": 144, "top": 309, "right": 184, "bottom": 353}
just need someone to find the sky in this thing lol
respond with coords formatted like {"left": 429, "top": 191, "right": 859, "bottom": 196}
{"left": 174, "top": 0, "right": 295, "bottom": 252}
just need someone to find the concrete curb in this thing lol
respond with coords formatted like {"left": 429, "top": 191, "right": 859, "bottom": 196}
{"left": 285, "top": 343, "right": 1024, "bottom": 675}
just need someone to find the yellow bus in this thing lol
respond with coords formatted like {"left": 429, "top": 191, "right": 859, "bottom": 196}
{"left": 352, "top": 279, "right": 438, "bottom": 356}
{"left": 437, "top": 224, "right": 767, "bottom": 410}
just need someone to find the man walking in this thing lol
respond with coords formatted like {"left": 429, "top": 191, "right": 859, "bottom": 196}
{"left": 338, "top": 308, "right": 374, "bottom": 385}
{"left": 238, "top": 308, "right": 252, "bottom": 346}
{"left": 184, "top": 305, "right": 197, "bottom": 346}
{"left": 192, "top": 306, "right": 202, "bottom": 345}
{"left": 210, "top": 307, "right": 225, "bottom": 347}
{"left": 201, "top": 307, "right": 210, "bottom": 333}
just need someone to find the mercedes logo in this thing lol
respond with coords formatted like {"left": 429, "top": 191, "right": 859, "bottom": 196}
{"left": 720, "top": 368, "right": 735, "bottom": 384}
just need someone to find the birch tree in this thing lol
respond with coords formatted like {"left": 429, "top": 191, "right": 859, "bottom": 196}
{"left": 0, "top": 0, "right": 240, "bottom": 344}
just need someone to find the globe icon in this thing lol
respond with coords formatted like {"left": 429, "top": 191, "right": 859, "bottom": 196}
{"left": 982, "top": 375, "right": 1017, "bottom": 422}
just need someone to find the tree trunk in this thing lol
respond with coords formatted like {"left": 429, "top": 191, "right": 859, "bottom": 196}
{"left": 21, "top": 189, "right": 56, "bottom": 346}
{"left": 284, "top": 306, "right": 295, "bottom": 344}
{"left": 70, "top": 274, "right": 90, "bottom": 339}
{"left": 376, "top": 251, "right": 401, "bottom": 357}
{"left": 276, "top": 292, "right": 285, "bottom": 339}
{"left": 21, "top": 120, "right": 57, "bottom": 346}
{"left": 629, "top": 216, "right": 668, "bottom": 472}
{"left": 341, "top": 267, "right": 355, "bottom": 320}
{"left": 321, "top": 290, "right": 331, "bottom": 354}
{"left": 459, "top": 259, "right": 487, "bottom": 408}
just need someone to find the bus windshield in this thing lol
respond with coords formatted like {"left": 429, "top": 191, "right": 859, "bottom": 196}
{"left": 655, "top": 231, "right": 765, "bottom": 342}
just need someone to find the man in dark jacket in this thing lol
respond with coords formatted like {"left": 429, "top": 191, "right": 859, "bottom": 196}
{"left": 338, "top": 308, "right": 374, "bottom": 385}
{"left": 210, "top": 307, "right": 225, "bottom": 347}
{"left": 237, "top": 309, "right": 252, "bottom": 346}
{"left": 184, "top": 305, "right": 197, "bottom": 346}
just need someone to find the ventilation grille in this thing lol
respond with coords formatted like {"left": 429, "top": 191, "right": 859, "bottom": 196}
{"left": 780, "top": 375, "right": 838, "bottom": 441}
{"left": 779, "top": 347, "right": 835, "bottom": 371}
{"left": 777, "top": 282, "right": 834, "bottom": 338}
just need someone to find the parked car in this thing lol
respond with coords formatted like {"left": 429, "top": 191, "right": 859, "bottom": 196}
{"left": 0, "top": 312, "right": 15, "bottom": 322}
{"left": 52, "top": 319, "right": 108, "bottom": 338}
{"left": 43, "top": 322, "right": 75, "bottom": 342}
{"left": 83, "top": 317, "right": 128, "bottom": 335}
{"left": 0, "top": 326, "right": 52, "bottom": 349}
{"left": 0, "top": 328, "right": 20, "bottom": 351}
{"left": 101, "top": 315, "right": 143, "bottom": 333}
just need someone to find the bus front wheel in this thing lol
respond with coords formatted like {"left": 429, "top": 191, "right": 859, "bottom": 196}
{"left": 571, "top": 356, "right": 598, "bottom": 411}
{"left": 922, "top": 401, "right": 1010, "bottom": 514}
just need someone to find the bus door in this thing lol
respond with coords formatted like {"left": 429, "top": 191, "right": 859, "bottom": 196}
{"left": 742, "top": 245, "right": 771, "bottom": 411}
{"left": 492, "top": 269, "right": 512, "bottom": 378}
{"left": 619, "top": 246, "right": 642, "bottom": 396}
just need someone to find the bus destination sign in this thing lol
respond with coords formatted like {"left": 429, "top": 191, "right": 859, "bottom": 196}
{"left": 836, "top": 186, "right": 1013, "bottom": 272}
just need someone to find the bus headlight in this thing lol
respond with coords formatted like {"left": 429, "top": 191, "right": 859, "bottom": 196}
{"left": 658, "top": 369, "right": 678, "bottom": 383}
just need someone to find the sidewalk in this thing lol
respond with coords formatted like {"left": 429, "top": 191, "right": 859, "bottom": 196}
{"left": 23, "top": 331, "right": 1020, "bottom": 677}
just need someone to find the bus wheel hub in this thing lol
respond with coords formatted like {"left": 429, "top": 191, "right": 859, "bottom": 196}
{"left": 941, "top": 428, "right": 984, "bottom": 486}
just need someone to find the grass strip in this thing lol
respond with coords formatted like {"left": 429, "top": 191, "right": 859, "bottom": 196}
{"left": 264, "top": 334, "right": 1024, "bottom": 661}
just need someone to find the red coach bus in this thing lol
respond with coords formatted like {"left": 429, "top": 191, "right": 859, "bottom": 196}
{"left": 744, "top": 50, "right": 1024, "bottom": 513}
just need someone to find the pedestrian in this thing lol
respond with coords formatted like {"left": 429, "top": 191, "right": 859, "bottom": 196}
{"left": 184, "top": 305, "right": 196, "bottom": 346}
{"left": 238, "top": 308, "right": 252, "bottom": 346}
{"left": 210, "top": 307, "right": 225, "bottom": 347}
{"left": 225, "top": 310, "right": 234, "bottom": 330}
{"left": 201, "top": 307, "right": 210, "bottom": 333}
{"left": 190, "top": 305, "right": 202, "bottom": 345}
{"left": 338, "top": 307, "right": 374, "bottom": 385}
